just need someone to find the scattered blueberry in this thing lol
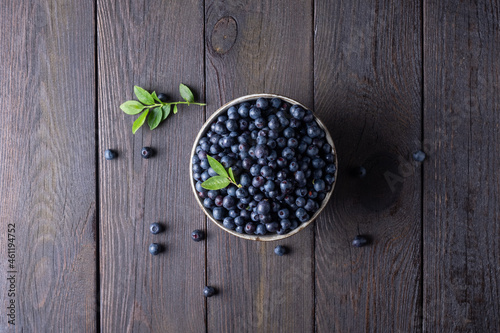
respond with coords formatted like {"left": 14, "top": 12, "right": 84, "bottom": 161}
{"left": 412, "top": 150, "right": 426, "bottom": 162}
{"left": 191, "top": 229, "right": 205, "bottom": 242}
{"left": 141, "top": 147, "right": 154, "bottom": 159}
{"left": 104, "top": 149, "right": 117, "bottom": 160}
{"left": 149, "top": 243, "right": 162, "bottom": 255}
{"left": 203, "top": 286, "right": 217, "bottom": 297}
{"left": 149, "top": 223, "right": 163, "bottom": 234}
{"left": 352, "top": 235, "right": 369, "bottom": 247}
{"left": 353, "top": 166, "right": 366, "bottom": 178}
{"left": 157, "top": 93, "right": 168, "bottom": 102}
{"left": 274, "top": 245, "right": 287, "bottom": 256}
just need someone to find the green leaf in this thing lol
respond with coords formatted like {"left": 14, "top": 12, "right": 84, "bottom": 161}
{"left": 207, "top": 155, "right": 228, "bottom": 177}
{"left": 132, "top": 109, "right": 149, "bottom": 134}
{"left": 161, "top": 104, "right": 171, "bottom": 121}
{"left": 134, "top": 86, "right": 154, "bottom": 105}
{"left": 147, "top": 107, "right": 162, "bottom": 130}
{"left": 179, "top": 83, "right": 194, "bottom": 103}
{"left": 173, "top": 104, "right": 178, "bottom": 114}
{"left": 228, "top": 167, "right": 236, "bottom": 183}
{"left": 120, "top": 100, "right": 145, "bottom": 115}
{"left": 151, "top": 91, "right": 162, "bottom": 104}
{"left": 201, "top": 176, "right": 230, "bottom": 190}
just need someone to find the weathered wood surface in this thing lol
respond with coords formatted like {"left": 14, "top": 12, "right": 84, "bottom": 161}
{"left": 0, "top": 0, "right": 97, "bottom": 331}
{"left": 314, "top": 0, "right": 423, "bottom": 331}
{"left": 423, "top": 0, "right": 500, "bottom": 331}
{"left": 97, "top": 0, "right": 206, "bottom": 331}
{"left": 205, "top": 0, "right": 315, "bottom": 332}
{"left": 1, "top": 0, "right": 500, "bottom": 332}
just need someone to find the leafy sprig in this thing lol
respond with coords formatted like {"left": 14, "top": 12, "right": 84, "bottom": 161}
{"left": 120, "top": 84, "right": 206, "bottom": 134}
{"left": 201, "top": 155, "right": 242, "bottom": 190}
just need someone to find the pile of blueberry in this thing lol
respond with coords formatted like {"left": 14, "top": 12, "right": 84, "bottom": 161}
{"left": 192, "top": 97, "right": 336, "bottom": 236}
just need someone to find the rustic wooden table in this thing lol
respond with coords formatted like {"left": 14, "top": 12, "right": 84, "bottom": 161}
{"left": 1, "top": 0, "right": 499, "bottom": 332}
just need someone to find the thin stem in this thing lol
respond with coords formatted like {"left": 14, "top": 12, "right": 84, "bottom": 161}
{"left": 146, "top": 101, "right": 206, "bottom": 109}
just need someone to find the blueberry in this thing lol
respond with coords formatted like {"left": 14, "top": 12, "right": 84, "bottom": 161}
{"left": 267, "top": 150, "right": 277, "bottom": 162}
{"left": 223, "top": 217, "right": 236, "bottom": 230}
{"left": 212, "top": 207, "right": 225, "bottom": 220}
{"left": 227, "top": 106, "right": 239, "bottom": 119}
{"left": 282, "top": 147, "right": 295, "bottom": 160}
{"left": 228, "top": 209, "right": 239, "bottom": 218}
{"left": 257, "top": 200, "right": 271, "bottom": 215}
{"left": 244, "top": 222, "right": 257, "bottom": 234}
{"left": 313, "top": 179, "right": 326, "bottom": 192}
{"left": 157, "top": 93, "right": 168, "bottom": 102}
{"left": 352, "top": 235, "right": 369, "bottom": 247}
{"left": 303, "top": 110, "right": 314, "bottom": 122}
{"left": 238, "top": 105, "right": 249, "bottom": 118}
{"left": 289, "top": 161, "right": 299, "bottom": 172}
{"left": 255, "top": 223, "right": 267, "bottom": 235}
{"left": 254, "top": 193, "right": 265, "bottom": 202}
{"left": 313, "top": 169, "right": 323, "bottom": 179}
{"left": 295, "top": 197, "right": 306, "bottom": 207}
{"left": 104, "top": 149, "right": 117, "bottom": 160}
{"left": 268, "top": 117, "right": 280, "bottom": 130}
{"left": 280, "top": 219, "right": 291, "bottom": 230}
{"left": 208, "top": 167, "right": 218, "bottom": 177}
{"left": 276, "top": 137, "right": 287, "bottom": 148}
{"left": 255, "top": 144, "right": 269, "bottom": 159}
{"left": 325, "top": 174, "right": 335, "bottom": 185}
{"left": 191, "top": 229, "right": 205, "bottom": 242}
{"left": 217, "top": 115, "right": 228, "bottom": 123}
{"left": 280, "top": 180, "right": 294, "bottom": 194}
{"left": 201, "top": 171, "right": 210, "bottom": 182}
{"left": 141, "top": 147, "right": 154, "bottom": 159}
{"left": 252, "top": 176, "right": 265, "bottom": 188}
{"left": 149, "top": 243, "right": 162, "bottom": 255}
{"left": 223, "top": 196, "right": 236, "bottom": 209}
{"left": 325, "top": 164, "right": 336, "bottom": 174}
{"left": 304, "top": 199, "right": 319, "bottom": 212}
{"left": 274, "top": 245, "right": 287, "bottom": 256}
{"left": 192, "top": 163, "right": 203, "bottom": 174}
{"left": 412, "top": 150, "right": 426, "bottom": 162}
{"left": 266, "top": 222, "right": 279, "bottom": 233}
{"left": 270, "top": 98, "right": 282, "bottom": 109}
{"left": 226, "top": 119, "right": 238, "bottom": 132}
{"left": 289, "top": 118, "right": 301, "bottom": 128}
{"left": 278, "top": 208, "right": 290, "bottom": 219}
{"left": 249, "top": 107, "right": 262, "bottom": 119}
{"left": 287, "top": 138, "right": 299, "bottom": 148}
{"left": 296, "top": 208, "right": 310, "bottom": 222}
{"left": 312, "top": 158, "right": 325, "bottom": 169}
{"left": 214, "top": 122, "right": 227, "bottom": 134}
{"left": 236, "top": 188, "right": 249, "bottom": 198}
{"left": 256, "top": 97, "right": 269, "bottom": 109}
{"left": 307, "top": 145, "right": 319, "bottom": 157}
{"left": 307, "top": 125, "right": 321, "bottom": 138}
{"left": 235, "top": 226, "right": 244, "bottom": 233}
{"left": 203, "top": 286, "right": 216, "bottom": 297}
{"left": 263, "top": 180, "right": 275, "bottom": 192}
{"left": 203, "top": 198, "right": 215, "bottom": 208}
{"left": 290, "top": 105, "right": 305, "bottom": 120}
{"left": 353, "top": 166, "right": 367, "bottom": 178}
{"left": 149, "top": 223, "right": 163, "bottom": 234}
{"left": 276, "top": 170, "right": 288, "bottom": 181}
{"left": 260, "top": 166, "right": 273, "bottom": 178}
{"left": 283, "top": 127, "right": 295, "bottom": 138}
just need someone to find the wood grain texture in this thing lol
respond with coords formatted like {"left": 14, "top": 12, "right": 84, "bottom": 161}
{"left": 97, "top": 0, "right": 206, "bottom": 331}
{"left": 205, "top": 0, "right": 314, "bottom": 331}
{"left": 0, "top": 0, "right": 96, "bottom": 331}
{"left": 314, "top": 0, "right": 422, "bottom": 331}
{"left": 423, "top": 1, "right": 500, "bottom": 331}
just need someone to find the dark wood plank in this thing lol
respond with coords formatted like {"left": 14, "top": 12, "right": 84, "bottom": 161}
{"left": 205, "top": 1, "right": 314, "bottom": 332}
{"left": 314, "top": 0, "right": 422, "bottom": 331}
{"left": 0, "top": 1, "right": 96, "bottom": 331}
{"left": 423, "top": 1, "right": 500, "bottom": 331}
{"left": 97, "top": 1, "right": 205, "bottom": 331}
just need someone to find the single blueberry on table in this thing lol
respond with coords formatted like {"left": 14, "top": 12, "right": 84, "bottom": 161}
{"left": 141, "top": 147, "right": 153, "bottom": 159}
{"left": 149, "top": 243, "right": 162, "bottom": 255}
{"left": 203, "top": 286, "right": 216, "bottom": 297}
{"left": 352, "top": 235, "right": 369, "bottom": 247}
{"left": 104, "top": 149, "right": 117, "bottom": 160}
{"left": 274, "top": 245, "right": 287, "bottom": 256}
{"left": 149, "top": 223, "right": 163, "bottom": 234}
{"left": 412, "top": 150, "right": 426, "bottom": 162}
{"left": 191, "top": 229, "right": 205, "bottom": 242}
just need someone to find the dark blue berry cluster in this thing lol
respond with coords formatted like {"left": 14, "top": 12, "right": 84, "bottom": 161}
{"left": 192, "top": 97, "right": 336, "bottom": 236}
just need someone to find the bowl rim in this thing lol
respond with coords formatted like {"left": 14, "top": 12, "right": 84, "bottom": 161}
{"left": 190, "top": 93, "right": 338, "bottom": 241}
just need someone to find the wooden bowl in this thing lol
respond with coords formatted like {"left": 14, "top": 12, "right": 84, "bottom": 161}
{"left": 190, "top": 94, "right": 338, "bottom": 241}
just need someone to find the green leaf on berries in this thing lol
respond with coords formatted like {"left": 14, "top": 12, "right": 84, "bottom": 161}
{"left": 207, "top": 155, "right": 228, "bottom": 177}
{"left": 134, "top": 86, "right": 154, "bottom": 105}
{"left": 201, "top": 176, "right": 230, "bottom": 190}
